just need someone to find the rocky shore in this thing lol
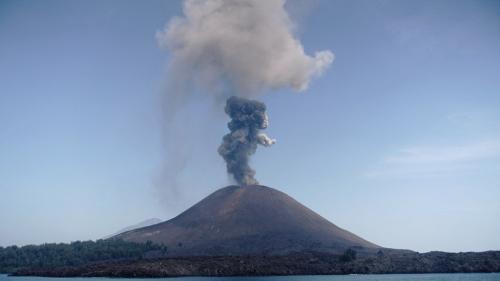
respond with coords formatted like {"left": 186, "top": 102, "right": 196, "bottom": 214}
{"left": 12, "top": 251, "right": 500, "bottom": 277}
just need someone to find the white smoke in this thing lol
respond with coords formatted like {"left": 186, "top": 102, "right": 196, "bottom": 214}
{"left": 257, "top": 133, "right": 277, "bottom": 147}
{"left": 158, "top": 0, "right": 334, "bottom": 98}
{"left": 156, "top": 0, "right": 334, "bottom": 195}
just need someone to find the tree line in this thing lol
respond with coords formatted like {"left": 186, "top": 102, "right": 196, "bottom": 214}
{"left": 0, "top": 239, "right": 166, "bottom": 273}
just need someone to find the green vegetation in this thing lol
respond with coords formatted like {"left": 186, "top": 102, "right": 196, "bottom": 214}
{"left": 0, "top": 239, "right": 166, "bottom": 273}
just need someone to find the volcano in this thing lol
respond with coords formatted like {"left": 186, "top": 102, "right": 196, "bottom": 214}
{"left": 116, "top": 185, "right": 380, "bottom": 256}
{"left": 15, "top": 185, "right": 500, "bottom": 277}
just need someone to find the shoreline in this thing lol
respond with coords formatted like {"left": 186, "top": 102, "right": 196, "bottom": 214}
{"left": 9, "top": 251, "right": 500, "bottom": 278}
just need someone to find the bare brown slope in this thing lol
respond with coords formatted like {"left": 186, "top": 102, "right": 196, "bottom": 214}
{"left": 115, "top": 185, "right": 380, "bottom": 256}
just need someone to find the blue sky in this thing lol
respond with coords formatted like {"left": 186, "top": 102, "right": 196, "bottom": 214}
{"left": 1, "top": 0, "right": 499, "bottom": 252}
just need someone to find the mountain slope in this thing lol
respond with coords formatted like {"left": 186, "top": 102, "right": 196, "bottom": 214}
{"left": 115, "top": 185, "right": 380, "bottom": 256}
{"left": 102, "top": 218, "right": 163, "bottom": 239}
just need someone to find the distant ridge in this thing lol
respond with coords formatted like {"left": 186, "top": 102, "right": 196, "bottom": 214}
{"left": 103, "top": 218, "right": 162, "bottom": 239}
{"left": 115, "top": 185, "right": 380, "bottom": 256}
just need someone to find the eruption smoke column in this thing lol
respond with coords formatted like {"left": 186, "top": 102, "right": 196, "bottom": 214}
{"left": 218, "top": 96, "right": 276, "bottom": 185}
{"left": 157, "top": 0, "right": 334, "bottom": 191}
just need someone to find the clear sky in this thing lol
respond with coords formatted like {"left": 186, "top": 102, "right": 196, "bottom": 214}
{"left": 1, "top": 0, "right": 499, "bottom": 253}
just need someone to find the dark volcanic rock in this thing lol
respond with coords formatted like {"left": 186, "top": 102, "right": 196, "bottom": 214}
{"left": 115, "top": 185, "right": 380, "bottom": 256}
{"left": 12, "top": 251, "right": 500, "bottom": 277}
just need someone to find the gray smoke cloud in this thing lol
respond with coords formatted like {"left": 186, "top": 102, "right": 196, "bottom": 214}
{"left": 218, "top": 96, "right": 276, "bottom": 185}
{"left": 157, "top": 0, "right": 334, "bottom": 98}
{"left": 157, "top": 0, "right": 333, "bottom": 189}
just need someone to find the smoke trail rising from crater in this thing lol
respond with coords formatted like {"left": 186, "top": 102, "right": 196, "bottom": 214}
{"left": 218, "top": 96, "right": 276, "bottom": 185}
{"left": 157, "top": 0, "right": 334, "bottom": 189}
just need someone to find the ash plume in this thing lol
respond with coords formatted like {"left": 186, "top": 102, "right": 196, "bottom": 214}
{"left": 218, "top": 96, "right": 276, "bottom": 185}
{"left": 157, "top": 0, "right": 334, "bottom": 191}
{"left": 158, "top": 0, "right": 334, "bottom": 98}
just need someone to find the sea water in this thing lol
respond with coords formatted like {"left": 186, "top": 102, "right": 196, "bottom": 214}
{"left": 2, "top": 273, "right": 500, "bottom": 281}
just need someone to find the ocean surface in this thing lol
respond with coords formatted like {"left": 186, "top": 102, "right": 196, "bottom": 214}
{"left": 1, "top": 273, "right": 500, "bottom": 281}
